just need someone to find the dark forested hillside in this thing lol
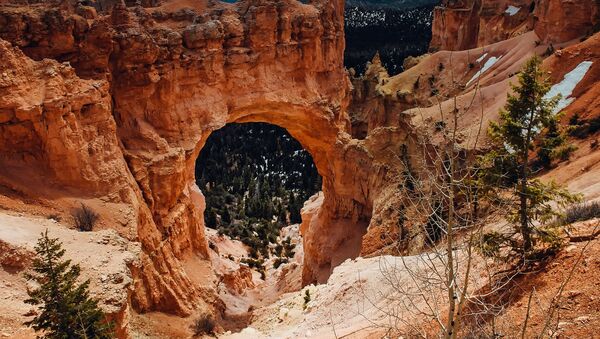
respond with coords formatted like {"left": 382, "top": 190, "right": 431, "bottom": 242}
{"left": 345, "top": 0, "right": 438, "bottom": 75}
{"left": 346, "top": 0, "right": 438, "bottom": 9}
{"left": 196, "top": 123, "right": 321, "bottom": 259}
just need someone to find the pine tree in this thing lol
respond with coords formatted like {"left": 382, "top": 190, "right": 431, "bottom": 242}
{"left": 24, "top": 230, "right": 114, "bottom": 339}
{"left": 205, "top": 208, "right": 218, "bottom": 228}
{"left": 288, "top": 192, "right": 302, "bottom": 224}
{"left": 537, "top": 117, "right": 563, "bottom": 169}
{"left": 481, "top": 57, "right": 581, "bottom": 257}
{"left": 222, "top": 207, "right": 232, "bottom": 226}
{"left": 282, "top": 237, "right": 295, "bottom": 258}
{"left": 278, "top": 206, "right": 288, "bottom": 226}
{"left": 263, "top": 196, "right": 274, "bottom": 220}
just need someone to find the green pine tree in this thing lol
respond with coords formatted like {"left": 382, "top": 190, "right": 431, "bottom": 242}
{"left": 24, "top": 230, "right": 114, "bottom": 339}
{"left": 222, "top": 207, "right": 232, "bottom": 226}
{"left": 480, "top": 56, "right": 581, "bottom": 257}
{"left": 536, "top": 109, "right": 577, "bottom": 169}
{"left": 282, "top": 237, "right": 295, "bottom": 258}
{"left": 277, "top": 206, "right": 288, "bottom": 226}
{"left": 205, "top": 208, "right": 218, "bottom": 228}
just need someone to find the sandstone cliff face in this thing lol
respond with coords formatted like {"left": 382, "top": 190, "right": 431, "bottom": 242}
{"left": 0, "top": 39, "right": 128, "bottom": 194}
{"left": 0, "top": 0, "right": 366, "bottom": 319}
{"left": 534, "top": 0, "right": 600, "bottom": 45}
{"left": 430, "top": 0, "right": 600, "bottom": 51}
{"left": 430, "top": 0, "right": 484, "bottom": 52}
{"left": 2, "top": 0, "right": 598, "bottom": 334}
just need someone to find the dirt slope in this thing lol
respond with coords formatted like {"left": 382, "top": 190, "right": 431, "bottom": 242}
{"left": 0, "top": 210, "right": 140, "bottom": 338}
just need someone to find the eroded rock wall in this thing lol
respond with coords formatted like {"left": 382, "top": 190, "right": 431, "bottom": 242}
{"left": 431, "top": 0, "right": 600, "bottom": 51}
{"left": 534, "top": 0, "right": 600, "bottom": 45}
{"left": 0, "top": 40, "right": 127, "bottom": 194}
{"left": 0, "top": 0, "right": 373, "bottom": 318}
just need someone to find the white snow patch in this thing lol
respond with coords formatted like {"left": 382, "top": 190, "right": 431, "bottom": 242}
{"left": 476, "top": 52, "right": 488, "bottom": 63}
{"left": 505, "top": 6, "right": 521, "bottom": 16}
{"left": 544, "top": 61, "right": 594, "bottom": 113}
{"left": 467, "top": 55, "right": 502, "bottom": 86}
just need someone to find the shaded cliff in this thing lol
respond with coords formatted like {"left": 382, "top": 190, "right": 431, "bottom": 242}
{"left": 430, "top": 0, "right": 600, "bottom": 52}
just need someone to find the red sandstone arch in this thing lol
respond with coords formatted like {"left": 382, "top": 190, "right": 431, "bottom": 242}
{"left": 112, "top": 51, "right": 370, "bottom": 313}
{"left": 103, "top": 0, "right": 374, "bottom": 314}
{"left": 190, "top": 102, "right": 372, "bottom": 279}
{"left": 0, "top": 0, "right": 382, "bottom": 317}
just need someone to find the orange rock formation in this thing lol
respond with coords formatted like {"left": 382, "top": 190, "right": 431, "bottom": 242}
{"left": 430, "top": 0, "right": 600, "bottom": 51}
{"left": 1, "top": 0, "right": 599, "bottom": 335}
{"left": 0, "top": 0, "right": 377, "bottom": 319}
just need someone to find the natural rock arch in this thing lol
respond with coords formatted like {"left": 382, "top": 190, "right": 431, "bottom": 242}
{"left": 193, "top": 101, "right": 373, "bottom": 272}
{"left": 111, "top": 35, "right": 373, "bottom": 312}
{"left": 0, "top": 0, "right": 384, "bottom": 317}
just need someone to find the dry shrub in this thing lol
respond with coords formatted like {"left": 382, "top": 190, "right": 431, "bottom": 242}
{"left": 191, "top": 314, "right": 216, "bottom": 337}
{"left": 72, "top": 204, "right": 99, "bottom": 232}
{"left": 562, "top": 201, "right": 600, "bottom": 225}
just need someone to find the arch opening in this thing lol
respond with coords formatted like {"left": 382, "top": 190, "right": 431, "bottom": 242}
{"left": 195, "top": 122, "right": 322, "bottom": 278}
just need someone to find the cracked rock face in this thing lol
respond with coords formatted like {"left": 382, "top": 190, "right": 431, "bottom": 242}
{"left": 430, "top": 0, "right": 599, "bottom": 51}
{"left": 0, "top": 0, "right": 388, "bottom": 319}
{"left": 2, "top": 1, "right": 598, "bottom": 335}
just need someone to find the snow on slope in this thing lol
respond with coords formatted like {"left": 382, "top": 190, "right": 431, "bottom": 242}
{"left": 544, "top": 61, "right": 594, "bottom": 113}
{"left": 467, "top": 55, "right": 502, "bottom": 86}
{"left": 476, "top": 52, "right": 488, "bottom": 63}
{"left": 505, "top": 6, "right": 521, "bottom": 16}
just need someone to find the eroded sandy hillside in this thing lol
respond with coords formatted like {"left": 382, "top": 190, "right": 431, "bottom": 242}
{"left": 0, "top": 0, "right": 599, "bottom": 338}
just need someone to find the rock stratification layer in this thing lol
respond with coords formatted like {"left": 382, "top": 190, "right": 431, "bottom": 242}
{"left": 430, "top": 0, "right": 600, "bottom": 51}
{"left": 0, "top": 0, "right": 383, "bottom": 317}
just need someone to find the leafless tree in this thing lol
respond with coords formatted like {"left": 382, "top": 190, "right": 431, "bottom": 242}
{"left": 352, "top": 51, "right": 596, "bottom": 339}
{"left": 355, "top": 52, "right": 516, "bottom": 338}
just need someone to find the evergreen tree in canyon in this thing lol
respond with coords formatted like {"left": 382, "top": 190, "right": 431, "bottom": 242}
{"left": 344, "top": 1, "right": 437, "bottom": 75}
{"left": 24, "top": 231, "right": 114, "bottom": 339}
{"left": 196, "top": 123, "right": 321, "bottom": 259}
{"left": 480, "top": 56, "right": 581, "bottom": 259}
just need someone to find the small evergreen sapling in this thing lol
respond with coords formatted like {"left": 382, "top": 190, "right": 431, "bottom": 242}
{"left": 303, "top": 289, "right": 311, "bottom": 310}
{"left": 24, "top": 230, "right": 114, "bottom": 339}
{"left": 480, "top": 56, "right": 581, "bottom": 259}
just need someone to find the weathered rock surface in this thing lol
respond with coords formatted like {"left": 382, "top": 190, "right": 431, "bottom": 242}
{"left": 1, "top": 0, "right": 599, "bottom": 336}
{"left": 0, "top": 239, "right": 32, "bottom": 271}
{"left": 430, "top": 0, "right": 600, "bottom": 51}
{"left": 222, "top": 266, "right": 255, "bottom": 296}
{"left": 0, "top": 39, "right": 127, "bottom": 194}
{"left": 0, "top": 0, "right": 379, "bottom": 323}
